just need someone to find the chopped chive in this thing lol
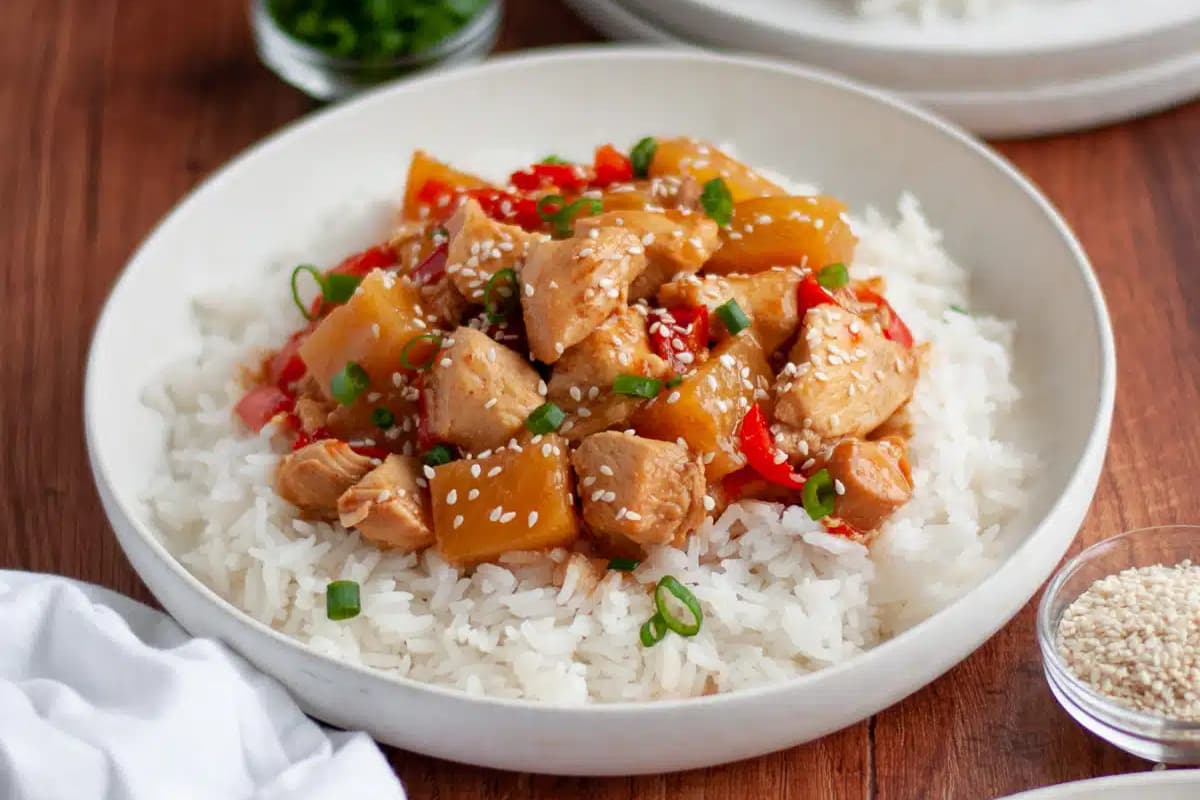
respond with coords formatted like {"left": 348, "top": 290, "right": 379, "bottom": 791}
{"left": 330, "top": 362, "right": 369, "bottom": 406}
{"left": 399, "top": 333, "right": 442, "bottom": 371}
{"left": 654, "top": 576, "right": 702, "bottom": 637}
{"left": 817, "top": 263, "right": 850, "bottom": 290}
{"left": 630, "top": 137, "right": 657, "bottom": 178}
{"left": 536, "top": 194, "right": 601, "bottom": 238}
{"left": 801, "top": 468, "right": 836, "bottom": 520}
{"left": 608, "top": 557, "right": 640, "bottom": 572}
{"left": 950, "top": 304, "right": 970, "bottom": 315}
{"left": 665, "top": 375, "right": 683, "bottom": 388}
{"left": 639, "top": 613, "right": 668, "bottom": 647}
{"left": 714, "top": 298, "right": 751, "bottom": 335}
{"left": 525, "top": 402, "right": 566, "bottom": 434}
{"left": 326, "top": 580, "right": 360, "bottom": 621}
{"left": 613, "top": 374, "right": 662, "bottom": 399}
{"left": 540, "top": 155, "right": 567, "bottom": 164}
{"left": 291, "top": 265, "right": 363, "bottom": 321}
{"left": 422, "top": 444, "right": 455, "bottom": 467}
{"left": 700, "top": 177, "right": 733, "bottom": 226}
{"left": 483, "top": 268, "right": 518, "bottom": 324}
{"left": 371, "top": 408, "right": 394, "bottom": 429}
{"left": 290, "top": 265, "right": 323, "bottom": 320}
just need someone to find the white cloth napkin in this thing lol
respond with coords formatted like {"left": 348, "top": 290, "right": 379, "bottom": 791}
{"left": 0, "top": 574, "right": 406, "bottom": 800}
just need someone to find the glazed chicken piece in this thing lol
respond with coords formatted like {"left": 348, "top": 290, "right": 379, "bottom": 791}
{"left": 571, "top": 432, "right": 706, "bottom": 549}
{"left": 823, "top": 437, "right": 913, "bottom": 532}
{"left": 774, "top": 304, "right": 917, "bottom": 442}
{"left": 337, "top": 455, "right": 434, "bottom": 551}
{"left": 574, "top": 210, "right": 719, "bottom": 301}
{"left": 276, "top": 440, "right": 374, "bottom": 519}
{"left": 423, "top": 326, "right": 543, "bottom": 453}
{"left": 292, "top": 393, "right": 332, "bottom": 434}
{"left": 444, "top": 198, "right": 540, "bottom": 303}
{"left": 547, "top": 306, "right": 672, "bottom": 439}
{"left": 658, "top": 267, "right": 806, "bottom": 353}
{"left": 520, "top": 228, "right": 647, "bottom": 363}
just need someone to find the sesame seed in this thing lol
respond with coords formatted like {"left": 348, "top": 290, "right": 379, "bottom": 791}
{"left": 591, "top": 489, "right": 604, "bottom": 501}
{"left": 439, "top": 358, "right": 452, "bottom": 368}
{"left": 541, "top": 443, "right": 552, "bottom": 457}
{"left": 582, "top": 476, "right": 596, "bottom": 487}
{"left": 487, "top": 466, "right": 502, "bottom": 477}
{"left": 488, "top": 506, "right": 502, "bottom": 522}
{"left": 602, "top": 491, "right": 616, "bottom": 502}
{"left": 625, "top": 510, "right": 642, "bottom": 521}
{"left": 703, "top": 495, "right": 716, "bottom": 511}
{"left": 577, "top": 407, "right": 592, "bottom": 418}
{"left": 667, "top": 391, "right": 681, "bottom": 404}
{"left": 375, "top": 489, "right": 391, "bottom": 503}
{"left": 599, "top": 465, "right": 614, "bottom": 476}
{"left": 834, "top": 479, "right": 846, "bottom": 496}
{"left": 500, "top": 511, "right": 516, "bottom": 524}
{"left": 569, "top": 386, "right": 582, "bottom": 402}
{"left": 422, "top": 465, "right": 435, "bottom": 479}
{"left": 470, "top": 464, "right": 481, "bottom": 478}
{"left": 537, "top": 380, "right": 548, "bottom": 396}
{"left": 527, "top": 511, "right": 539, "bottom": 528}
{"left": 453, "top": 514, "right": 464, "bottom": 529}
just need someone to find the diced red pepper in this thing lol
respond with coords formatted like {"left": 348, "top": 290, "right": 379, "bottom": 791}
{"left": 737, "top": 403, "right": 807, "bottom": 490}
{"left": 591, "top": 144, "right": 633, "bottom": 187}
{"left": 648, "top": 305, "right": 709, "bottom": 374}
{"left": 416, "top": 179, "right": 545, "bottom": 231}
{"left": 411, "top": 244, "right": 448, "bottom": 286}
{"left": 824, "top": 520, "right": 859, "bottom": 538}
{"left": 509, "top": 163, "right": 589, "bottom": 193}
{"left": 796, "top": 275, "right": 838, "bottom": 320}
{"left": 291, "top": 426, "right": 331, "bottom": 451}
{"left": 349, "top": 443, "right": 392, "bottom": 460}
{"left": 331, "top": 243, "right": 396, "bottom": 277}
{"left": 234, "top": 386, "right": 294, "bottom": 433}
{"left": 854, "top": 287, "right": 914, "bottom": 348}
{"left": 268, "top": 330, "right": 308, "bottom": 390}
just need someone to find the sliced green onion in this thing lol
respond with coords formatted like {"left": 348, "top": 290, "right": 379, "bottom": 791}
{"left": 326, "top": 580, "right": 360, "bottom": 621}
{"left": 950, "top": 304, "right": 970, "bottom": 315}
{"left": 654, "top": 576, "right": 702, "bottom": 637}
{"left": 639, "top": 613, "right": 668, "bottom": 647}
{"left": 525, "top": 402, "right": 565, "bottom": 435}
{"left": 536, "top": 194, "right": 602, "bottom": 238}
{"left": 422, "top": 444, "right": 455, "bottom": 467}
{"left": 714, "top": 298, "right": 751, "bottom": 335}
{"left": 700, "top": 177, "right": 733, "bottom": 226}
{"left": 290, "top": 265, "right": 363, "bottom": 321}
{"left": 330, "top": 362, "right": 369, "bottom": 406}
{"left": 430, "top": 226, "right": 448, "bottom": 240}
{"left": 540, "top": 154, "right": 567, "bottom": 164}
{"left": 613, "top": 374, "right": 662, "bottom": 399}
{"left": 817, "top": 263, "right": 849, "bottom": 290}
{"left": 665, "top": 375, "right": 683, "bottom": 389}
{"left": 630, "top": 136, "right": 657, "bottom": 178}
{"left": 608, "top": 557, "right": 640, "bottom": 572}
{"left": 399, "top": 333, "right": 442, "bottom": 371}
{"left": 483, "top": 268, "right": 518, "bottom": 324}
{"left": 371, "top": 408, "right": 395, "bottom": 429}
{"left": 801, "top": 468, "right": 837, "bottom": 520}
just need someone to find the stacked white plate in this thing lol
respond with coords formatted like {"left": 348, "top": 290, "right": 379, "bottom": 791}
{"left": 563, "top": 0, "right": 1200, "bottom": 137}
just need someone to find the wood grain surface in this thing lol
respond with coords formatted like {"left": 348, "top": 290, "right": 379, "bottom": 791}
{"left": 2, "top": 0, "right": 1197, "bottom": 797}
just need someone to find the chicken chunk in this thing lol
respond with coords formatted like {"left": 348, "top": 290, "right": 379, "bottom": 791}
{"left": 774, "top": 304, "right": 917, "bottom": 442}
{"left": 571, "top": 432, "right": 706, "bottom": 549}
{"left": 444, "top": 198, "right": 540, "bottom": 303}
{"left": 276, "top": 440, "right": 374, "bottom": 519}
{"left": 658, "top": 267, "right": 806, "bottom": 353}
{"left": 520, "top": 228, "right": 647, "bottom": 363}
{"left": 423, "top": 326, "right": 543, "bottom": 453}
{"left": 824, "top": 437, "right": 913, "bottom": 532}
{"left": 337, "top": 455, "right": 433, "bottom": 551}
{"left": 575, "top": 210, "right": 719, "bottom": 301}
{"left": 547, "top": 306, "right": 672, "bottom": 439}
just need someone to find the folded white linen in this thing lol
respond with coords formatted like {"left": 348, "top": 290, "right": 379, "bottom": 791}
{"left": 0, "top": 573, "right": 406, "bottom": 800}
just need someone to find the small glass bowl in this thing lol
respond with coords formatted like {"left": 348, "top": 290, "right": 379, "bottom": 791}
{"left": 250, "top": 0, "right": 503, "bottom": 101}
{"left": 1037, "top": 525, "right": 1200, "bottom": 764}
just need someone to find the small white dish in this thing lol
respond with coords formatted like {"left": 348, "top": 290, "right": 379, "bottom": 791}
{"left": 994, "top": 770, "right": 1200, "bottom": 800}
{"left": 85, "top": 47, "right": 1115, "bottom": 775}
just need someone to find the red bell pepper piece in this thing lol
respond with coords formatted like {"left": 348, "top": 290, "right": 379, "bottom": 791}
{"left": 291, "top": 425, "right": 331, "bottom": 451}
{"left": 796, "top": 275, "right": 838, "bottom": 320}
{"left": 509, "top": 163, "right": 589, "bottom": 193}
{"left": 331, "top": 243, "right": 396, "bottom": 276}
{"left": 267, "top": 330, "right": 309, "bottom": 390}
{"left": 416, "top": 180, "right": 545, "bottom": 231}
{"left": 348, "top": 443, "right": 392, "bottom": 460}
{"left": 648, "top": 305, "right": 709, "bottom": 374}
{"left": 411, "top": 244, "right": 448, "bottom": 286}
{"left": 854, "top": 287, "right": 914, "bottom": 348}
{"left": 234, "top": 386, "right": 294, "bottom": 433}
{"left": 823, "top": 520, "right": 859, "bottom": 538}
{"left": 737, "top": 403, "right": 807, "bottom": 490}
{"left": 591, "top": 144, "right": 633, "bottom": 187}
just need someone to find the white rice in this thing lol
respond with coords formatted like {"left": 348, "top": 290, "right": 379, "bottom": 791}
{"left": 143, "top": 193, "right": 1033, "bottom": 704}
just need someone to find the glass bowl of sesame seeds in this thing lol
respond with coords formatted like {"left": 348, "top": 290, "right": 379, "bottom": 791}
{"left": 1037, "top": 525, "right": 1200, "bottom": 764}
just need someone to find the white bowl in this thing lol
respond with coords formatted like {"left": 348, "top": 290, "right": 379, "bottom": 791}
{"left": 85, "top": 47, "right": 1115, "bottom": 775}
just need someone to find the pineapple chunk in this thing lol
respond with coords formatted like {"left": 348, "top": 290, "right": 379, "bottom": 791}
{"left": 633, "top": 333, "right": 773, "bottom": 480}
{"left": 649, "top": 138, "right": 784, "bottom": 203}
{"left": 705, "top": 196, "right": 857, "bottom": 275}
{"left": 430, "top": 434, "right": 579, "bottom": 565}
{"left": 401, "top": 150, "right": 491, "bottom": 221}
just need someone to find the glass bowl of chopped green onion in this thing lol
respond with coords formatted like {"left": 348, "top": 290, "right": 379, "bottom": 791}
{"left": 251, "top": 0, "right": 502, "bottom": 101}
{"left": 1036, "top": 525, "right": 1200, "bottom": 764}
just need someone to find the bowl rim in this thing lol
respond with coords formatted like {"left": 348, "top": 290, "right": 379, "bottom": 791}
{"left": 248, "top": 0, "right": 502, "bottom": 70}
{"left": 1036, "top": 524, "right": 1200, "bottom": 732}
{"left": 84, "top": 44, "right": 1116, "bottom": 714}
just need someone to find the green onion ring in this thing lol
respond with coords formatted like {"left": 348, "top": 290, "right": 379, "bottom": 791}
{"left": 399, "top": 332, "right": 443, "bottom": 372}
{"left": 482, "top": 268, "right": 519, "bottom": 324}
{"left": 536, "top": 194, "right": 565, "bottom": 221}
{"left": 326, "top": 580, "right": 361, "bottom": 621}
{"left": 801, "top": 468, "right": 837, "bottom": 520}
{"left": 290, "top": 265, "right": 325, "bottom": 321}
{"left": 639, "top": 613, "right": 669, "bottom": 647}
{"left": 654, "top": 576, "right": 703, "bottom": 637}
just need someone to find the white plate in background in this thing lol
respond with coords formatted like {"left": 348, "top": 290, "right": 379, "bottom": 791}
{"left": 995, "top": 771, "right": 1200, "bottom": 800}
{"left": 85, "top": 47, "right": 1114, "bottom": 774}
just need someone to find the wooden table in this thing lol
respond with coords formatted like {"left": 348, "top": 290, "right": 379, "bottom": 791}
{"left": 3, "top": 0, "right": 1198, "bottom": 796}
